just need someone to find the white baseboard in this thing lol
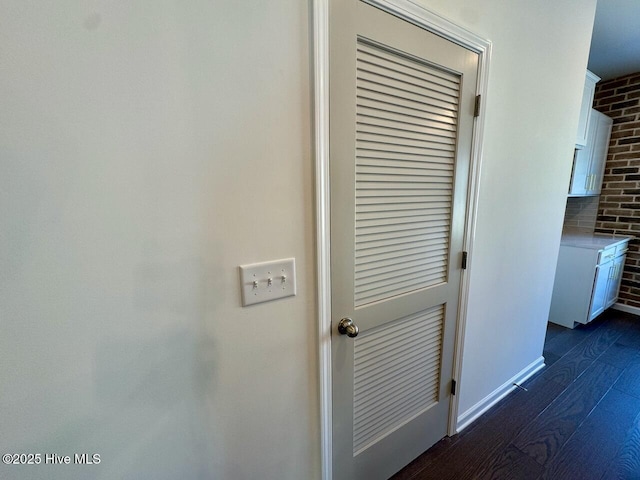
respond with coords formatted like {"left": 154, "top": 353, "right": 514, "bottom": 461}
{"left": 455, "top": 356, "right": 545, "bottom": 433}
{"left": 611, "top": 303, "right": 640, "bottom": 317}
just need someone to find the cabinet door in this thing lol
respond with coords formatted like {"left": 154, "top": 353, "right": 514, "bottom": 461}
{"left": 590, "top": 261, "right": 611, "bottom": 321}
{"left": 576, "top": 71, "right": 599, "bottom": 147}
{"left": 605, "top": 254, "right": 625, "bottom": 308}
{"left": 569, "top": 109, "right": 613, "bottom": 196}
{"left": 570, "top": 115, "right": 598, "bottom": 196}
{"left": 589, "top": 110, "right": 613, "bottom": 195}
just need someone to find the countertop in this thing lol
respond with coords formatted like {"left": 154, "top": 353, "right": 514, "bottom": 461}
{"left": 561, "top": 230, "right": 633, "bottom": 250}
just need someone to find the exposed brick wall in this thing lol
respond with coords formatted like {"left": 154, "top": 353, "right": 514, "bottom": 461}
{"left": 594, "top": 72, "right": 640, "bottom": 308}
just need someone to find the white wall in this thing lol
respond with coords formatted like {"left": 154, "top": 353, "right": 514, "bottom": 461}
{"left": 0, "top": 0, "right": 597, "bottom": 479}
{"left": 1, "top": 1, "right": 317, "bottom": 479}
{"left": 412, "top": 0, "right": 598, "bottom": 417}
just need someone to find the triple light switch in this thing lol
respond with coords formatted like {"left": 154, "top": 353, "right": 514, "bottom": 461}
{"left": 239, "top": 258, "right": 296, "bottom": 306}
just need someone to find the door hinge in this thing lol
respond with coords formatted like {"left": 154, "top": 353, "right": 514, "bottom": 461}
{"left": 451, "top": 379, "right": 457, "bottom": 396}
{"left": 461, "top": 251, "right": 468, "bottom": 270}
{"left": 474, "top": 95, "right": 481, "bottom": 117}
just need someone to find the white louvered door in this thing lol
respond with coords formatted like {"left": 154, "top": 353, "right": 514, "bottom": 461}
{"left": 330, "top": 2, "right": 478, "bottom": 479}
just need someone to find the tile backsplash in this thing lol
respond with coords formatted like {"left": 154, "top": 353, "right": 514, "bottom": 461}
{"left": 563, "top": 196, "right": 599, "bottom": 232}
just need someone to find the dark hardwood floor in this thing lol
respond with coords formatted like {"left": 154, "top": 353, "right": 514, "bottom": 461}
{"left": 391, "top": 309, "right": 640, "bottom": 480}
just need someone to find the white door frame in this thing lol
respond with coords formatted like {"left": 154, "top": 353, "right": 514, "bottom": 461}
{"left": 313, "top": 1, "right": 492, "bottom": 479}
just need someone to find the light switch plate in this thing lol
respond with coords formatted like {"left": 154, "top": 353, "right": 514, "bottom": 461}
{"left": 239, "top": 258, "right": 296, "bottom": 306}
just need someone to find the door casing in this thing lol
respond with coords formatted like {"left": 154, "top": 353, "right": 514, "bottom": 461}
{"left": 313, "top": 1, "right": 492, "bottom": 479}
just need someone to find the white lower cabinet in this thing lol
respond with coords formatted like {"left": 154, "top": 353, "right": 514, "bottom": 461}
{"left": 549, "top": 235, "right": 630, "bottom": 329}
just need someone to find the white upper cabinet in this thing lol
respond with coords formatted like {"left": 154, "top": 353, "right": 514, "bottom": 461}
{"left": 589, "top": 109, "right": 614, "bottom": 195}
{"left": 576, "top": 70, "right": 600, "bottom": 147}
{"left": 569, "top": 108, "right": 613, "bottom": 196}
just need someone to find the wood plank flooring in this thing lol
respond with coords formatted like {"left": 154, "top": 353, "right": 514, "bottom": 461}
{"left": 390, "top": 309, "right": 640, "bottom": 480}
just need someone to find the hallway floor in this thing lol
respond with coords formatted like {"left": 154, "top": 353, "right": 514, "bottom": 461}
{"left": 391, "top": 309, "right": 640, "bottom": 480}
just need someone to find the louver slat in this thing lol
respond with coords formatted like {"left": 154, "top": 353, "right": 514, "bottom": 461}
{"left": 354, "top": 39, "right": 459, "bottom": 307}
{"left": 353, "top": 305, "right": 444, "bottom": 455}
{"left": 356, "top": 225, "right": 448, "bottom": 244}
{"left": 357, "top": 43, "right": 460, "bottom": 91}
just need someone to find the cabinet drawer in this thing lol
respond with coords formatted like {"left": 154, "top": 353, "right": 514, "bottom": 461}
{"left": 598, "top": 246, "right": 617, "bottom": 264}
{"left": 616, "top": 242, "right": 629, "bottom": 256}
{"left": 597, "top": 240, "right": 630, "bottom": 264}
